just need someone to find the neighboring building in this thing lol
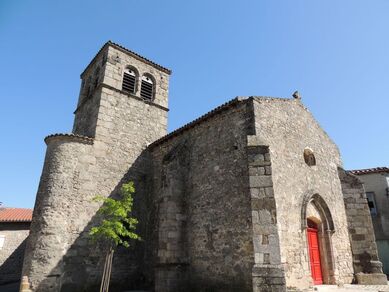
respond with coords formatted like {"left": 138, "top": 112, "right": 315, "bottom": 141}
{"left": 350, "top": 167, "right": 389, "bottom": 277}
{"left": 21, "top": 42, "right": 387, "bottom": 292}
{"left": 0, "top": 208, "right": 32, "bottom": 285}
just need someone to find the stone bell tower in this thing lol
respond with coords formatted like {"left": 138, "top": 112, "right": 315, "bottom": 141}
{"left": 22, "top": 41, "right": 171, "bottom": 292}
{"left": 72, "top": 41, "right": 170, "bottom": 140}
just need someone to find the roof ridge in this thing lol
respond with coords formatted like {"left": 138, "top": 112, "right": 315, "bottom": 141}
{"left": 149, "top": 97, "right": 248, "bottom": 148}
{"left": 107, "top": 41, "right": 172, "bottom": 74}
{"left": 0, "top": 207, "right": 33, "bottom": 210}
{"left": 81, "top": 41, "right": 171, "bottom": 77}
{"left": 349, "top": 167, "right": 389, "bottom": 175}
{"left": 148, "top": 95, "right": 303, "bottom": 148}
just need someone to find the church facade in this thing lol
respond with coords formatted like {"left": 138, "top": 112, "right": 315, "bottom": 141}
{"left": 22, "top": 42, "right": 386, "bottom": 292}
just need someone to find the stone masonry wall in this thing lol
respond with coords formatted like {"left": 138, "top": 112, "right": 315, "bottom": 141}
{"left": 103, "top": 45, "right": 169, "bottom": 109}
{"left": 246, "top": 137, "right": 286, "bottom": 292}
{"left": 150, "top": 100, "right": 255, "bottom": 292}
{"left": 355, "top": 172, "right": 389, "bottom": 276}
{"left": 23, "top": 44, "right": 169, "bottom": 292}
{"left": 0, "top": 223, "right": 30, "bottom": 284}
{"left": 22, "top": 137, "right": 98, "bottom": 291}
{"left": 252, "top": 97, "right": 354, "bottom": 289}
{"left": 338, "top": 168, "right": 386, "bottom": 284}
{"left": 73, "top": 47, "right": 106, "bottom": 138}
{"left": 355, "top": 172, "right": 389, "bottom": 240}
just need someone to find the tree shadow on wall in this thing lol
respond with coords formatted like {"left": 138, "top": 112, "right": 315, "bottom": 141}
{"left": 34, "top": 150, "right": 157, "bottom": 292}
{"left": 0, "top": 237, "right": 28, "bottom": 286}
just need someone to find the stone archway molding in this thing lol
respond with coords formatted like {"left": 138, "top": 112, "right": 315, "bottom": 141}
{"left": 301, "top": 191, "right": 335, "bottom": 232}
{"left": 301, "top": 191, "right": 336, "bottom": 285}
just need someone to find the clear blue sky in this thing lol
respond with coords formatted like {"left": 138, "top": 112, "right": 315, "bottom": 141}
{"left": 1, "top": 0, "right": 388, "bottom": 208}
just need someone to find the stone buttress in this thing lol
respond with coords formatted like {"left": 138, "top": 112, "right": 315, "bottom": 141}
{"left": 338, "top": 168, "right": 387, "bottom": 285}
{"left": 149, "top": 98, "right": 256, "bottom": 292}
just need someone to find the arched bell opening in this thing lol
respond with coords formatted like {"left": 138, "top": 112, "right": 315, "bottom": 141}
{"left": 302, "top": 193, "right": 336, "bottom": 285}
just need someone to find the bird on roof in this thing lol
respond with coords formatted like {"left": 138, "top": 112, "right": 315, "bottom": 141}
{"left": 292, "top": 91, "right": 301, "bottom": 99}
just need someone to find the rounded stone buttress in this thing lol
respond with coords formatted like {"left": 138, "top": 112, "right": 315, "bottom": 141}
{"left": 22, "top": 134, "right": 94, "bottom": 291}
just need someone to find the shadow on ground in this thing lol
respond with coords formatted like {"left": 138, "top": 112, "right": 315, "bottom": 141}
{"left": 0, "top": 282, "right": 19, "bottom": 292}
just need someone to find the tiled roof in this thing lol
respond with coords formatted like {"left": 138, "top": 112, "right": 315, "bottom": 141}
{"left": 81, "top": 41, "right": 172, "bottom": 77}
{"left": 44, "top": 133, "right": 94, "bottom": 145}
{"left": 0, "top": 208, "right": 33, "bottom": 222}
{"left": 149, "top": 97, "right": 248, "bottom": 148}
{"left": 349, "top": 167, "right": 389, "bottom": 175}
{"left": 108, "top": 41, "right": 172, "bottom": 74}
{"left": 149, "top": 96, "right": 299, "bottom": 148}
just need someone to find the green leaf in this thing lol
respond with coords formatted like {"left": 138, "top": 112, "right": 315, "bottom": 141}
{"left": 88, "top": 181, "right": 141, "bottom": 248}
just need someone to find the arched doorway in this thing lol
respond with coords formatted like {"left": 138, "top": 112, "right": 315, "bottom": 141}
{"left": 307, "top": 219, "right": 323, "bottom": 285}
{"left": 301, "top": 193, "right": 336, "bottom": 285}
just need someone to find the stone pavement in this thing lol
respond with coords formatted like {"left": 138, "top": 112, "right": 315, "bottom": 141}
{"left": 313, "top": 283, "right": 389, "bottom": 292}
{"left": 0, "top": 282, "right": 19, "bottom": 292}
{"left": 1, "top": 283, "right": 388, "bottom": 292}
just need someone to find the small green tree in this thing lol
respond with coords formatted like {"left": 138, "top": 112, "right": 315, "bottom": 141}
{"left": 89, "top": 181, "right": 140, "bottom": 292}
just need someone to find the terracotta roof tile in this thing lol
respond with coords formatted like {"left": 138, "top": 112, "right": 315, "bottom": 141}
{"left": 81, "top": 41, "right": 172, "bottom": 78}
{"left": 349, "top": 167, "right": 389, "bottom": 175}
{"left": 44, "top": 133, "right": 94, "bottom": 145}
{"left": 149, "top": 97, "right": 247, "bottom": 148}
{"left": 0, "top": 208, "right": 33, "bottom": 222}
{"left": 149, "top": 96, "right": 297, "bottom": 148}
{"left": 107, "top": 41, "right": 172, "bottom": 74}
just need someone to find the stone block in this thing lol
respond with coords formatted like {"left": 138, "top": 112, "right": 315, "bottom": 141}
{"left": 264, "top": 187, "right": 274, "bottom": 197}
{"left": 249, "top": 153, "right": 265, "bottom": 164}
{"left": 249, "top": 175, "right": 273, "bottom": 188}
{"left": 355, "top": 272, "right": 388, "bottom": 285}
{"left": 168, "top": 231, "right": 179, "bottom": 239}
{"left": 255, "top": 252, "right": 263, "bottom": 264}
{"left": 252, "top": 211, "right": 259, "bottom": 223}
{"left": 247, "top": 136, "right": 269, "bottom": 148}
{"left": 252, "top": 265, "right": 286, "bottom": 278}
{"left": 249, "top": 167, "right": 265, "bottom": 176}
{"left": 252, "top": 198, "right": 276, "bottom": 213}
{"left": 265, "top": 165, "right": 272, "bottom": 175}
{"left": 352, "top": 234, "right": 366, "bottom": 241}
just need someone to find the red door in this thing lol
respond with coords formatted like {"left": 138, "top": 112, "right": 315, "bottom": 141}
{"left": 307, "top": 222, "right": 323, "bottom": 285}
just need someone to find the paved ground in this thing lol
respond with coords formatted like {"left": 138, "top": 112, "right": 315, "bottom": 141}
{"left": 313, "top": 284, "right": 389, "bottom": 292}
{"left": 1, "top": 283, "right": 388, "bottom": 292}
{"left": 0, "top": 282, "right": 19, "bottom": 292}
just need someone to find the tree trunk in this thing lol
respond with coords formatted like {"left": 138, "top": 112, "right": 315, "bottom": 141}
{"left": 100, "top": 247, "right": 114, "bottom": 292}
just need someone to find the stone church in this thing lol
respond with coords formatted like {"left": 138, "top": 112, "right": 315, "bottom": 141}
{"left": 22, "top": 42, "right": 387, "bottom": 292}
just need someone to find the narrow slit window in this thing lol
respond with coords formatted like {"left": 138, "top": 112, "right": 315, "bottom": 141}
{"left": 366, "top": 192, "right": 377, "bottom": 215}
{"left": 140, "top": 75, "right": 154, "bottom": 100}
{"left": 122, "top": 68, "right": 137, "bottom": 94}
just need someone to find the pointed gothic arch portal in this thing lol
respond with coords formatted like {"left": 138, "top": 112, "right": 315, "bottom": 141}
{"left": 301, "top": 193, "right": 336, "bottom": 285}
